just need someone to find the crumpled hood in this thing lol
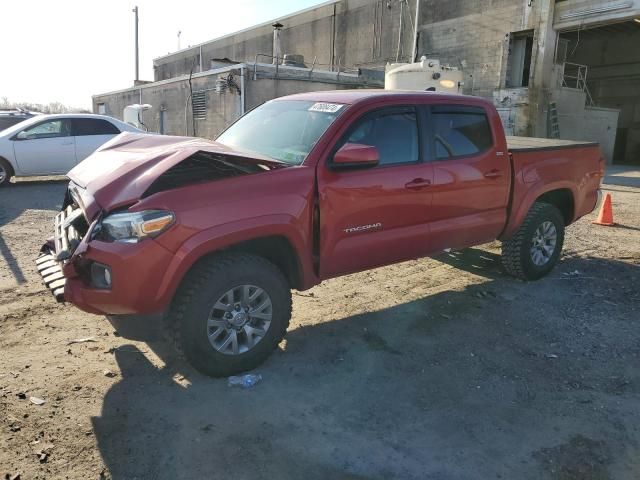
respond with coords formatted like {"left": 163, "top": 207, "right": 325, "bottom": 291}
{"left": 68, "top": 132, "right": 282, "bottom": 215}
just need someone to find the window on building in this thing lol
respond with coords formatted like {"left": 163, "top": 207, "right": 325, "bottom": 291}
{"left": 555, "top": 38, "right": 570, "bottom": 65}
{"left": 72, "top": 118, "right": 120, "bottom": 136}
{"left": 342, "top": 109, "right": 419, "bottom": 166}
{"left": 431, "top": 106, "right": 493, "bottom": 160}
{"left": 506, "top": 30, "right": 534, "bottom": 88}
{"left": 97, "top": 103, "right": 106, "bottom": 115}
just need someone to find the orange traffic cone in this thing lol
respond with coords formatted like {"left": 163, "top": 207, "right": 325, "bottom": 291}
{"left": 592, "top": 192, "right": 615, "bottom": 226}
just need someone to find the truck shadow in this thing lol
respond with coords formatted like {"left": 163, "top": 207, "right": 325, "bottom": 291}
{"left": 434, "top": 247, "right": 503, "bottom": 279}
{"left": 0, "top": 180, "right": 66, "bottom": 284}
{"left": 93, "top": 255, "right": 640, "bottom": 480}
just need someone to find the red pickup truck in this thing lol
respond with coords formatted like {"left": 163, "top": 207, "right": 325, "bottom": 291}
{"left": 37, "top": 91, "right": 604, "bottom": 376}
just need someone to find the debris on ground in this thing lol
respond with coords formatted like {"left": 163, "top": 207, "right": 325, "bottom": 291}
{"left": 34, "top": 443, "right": 54, "bottom": 464}
{"left": 67, "top": 337, "right": 97, "bottom": 345}
{"left": 28, "top": 396, "right": 45, "bottom": 405}
{"left": 563, "top": 270, "right": 581, "bottom": 276}
{"left": 228, "top": 374, "right": 262, "bottom": 389}
{"left": 103, "top": 370, "right": 117, "bottom": 378}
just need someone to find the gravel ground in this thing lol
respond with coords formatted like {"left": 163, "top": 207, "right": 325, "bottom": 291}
{"left": 1, "top": 170, "right": 639, "bottom": 480}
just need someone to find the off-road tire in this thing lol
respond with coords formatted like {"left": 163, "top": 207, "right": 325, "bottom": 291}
{"left": 0, "top": 158, "right": 14, "bottom": 187}
{"left": 168, "top": 252, "right": 292, "bottom": 377}
{"left": 501, "top": 202, "right": 565, "bottom": 281}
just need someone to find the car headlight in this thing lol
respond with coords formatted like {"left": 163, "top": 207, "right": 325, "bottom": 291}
{"left": 94, "top": 210, "right": 174, "bottom": 243}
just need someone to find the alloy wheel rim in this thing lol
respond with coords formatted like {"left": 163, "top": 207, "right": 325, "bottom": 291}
{"left": 530, "top": 221, "right": 557, "bottom": 266}
{"left": 207, "top": 284, "right": 272, "bottom": 355}
{"left": 0, "top": 165, "right": 6, "bottom": 183}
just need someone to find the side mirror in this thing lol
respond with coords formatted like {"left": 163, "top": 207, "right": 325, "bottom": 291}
{"left": 332, "top": 143, "right": 379, "bottom": 169}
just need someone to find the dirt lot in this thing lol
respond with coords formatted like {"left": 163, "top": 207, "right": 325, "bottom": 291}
{"left": 1, "top": 169, "right": 639, "bottom": 480}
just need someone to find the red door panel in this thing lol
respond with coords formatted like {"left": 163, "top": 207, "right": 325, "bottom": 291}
{"left": 426, "top": 105, "right": 510, "bottom": 252}
{"left": 318, "top": 163, "right": 433, "bottom": 278}
{"left": 317, "top": 106, "right": 433, "bottom": 278}
{"left": 428, "top": 152, "right": 510, "bottom": 251}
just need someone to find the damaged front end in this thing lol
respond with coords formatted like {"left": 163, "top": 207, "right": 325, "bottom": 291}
{"left": 36, "top": 185, "right": 93, "bottom": 302}
{"left": 35, "top": 132, "right": 288, "bottom": 312}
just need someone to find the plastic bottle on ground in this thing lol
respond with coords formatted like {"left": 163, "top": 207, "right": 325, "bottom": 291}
{"left": 227, "top": 373, "right": 262, "bottom": 389}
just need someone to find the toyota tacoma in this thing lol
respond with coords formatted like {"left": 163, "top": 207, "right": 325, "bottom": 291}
{"left": 37, "top": 91, "right": 604, "bottom": 376}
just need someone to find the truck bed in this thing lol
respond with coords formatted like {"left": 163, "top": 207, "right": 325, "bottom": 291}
{"left": 506, "top": 136, "right": 598, "bottom": 152}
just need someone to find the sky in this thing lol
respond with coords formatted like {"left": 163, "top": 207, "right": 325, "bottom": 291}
{"left": 0, "top": 0, "right": 325, "bottom": 109}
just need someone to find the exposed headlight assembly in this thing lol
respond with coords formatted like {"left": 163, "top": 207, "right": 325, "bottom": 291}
{"left": 94, "top": 210, "right": 174, "bottom": 243}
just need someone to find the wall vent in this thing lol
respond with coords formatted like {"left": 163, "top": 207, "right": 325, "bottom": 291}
{"left": 191, "top": 91, "right": 207, "bottom": 120}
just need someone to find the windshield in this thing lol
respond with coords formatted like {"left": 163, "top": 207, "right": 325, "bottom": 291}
{"left": 216, "top": 100, "right": 345, "bottom": 165}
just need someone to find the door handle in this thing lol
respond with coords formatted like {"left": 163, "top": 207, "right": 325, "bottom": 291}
{"left": 484, "top": 169, "right": 503, "bottom": 179}
{"left": 61, "top": 141, "right": 73, "bottom": 145}
{"left": 405, "top": 178, "right": 431, "bottom": 190}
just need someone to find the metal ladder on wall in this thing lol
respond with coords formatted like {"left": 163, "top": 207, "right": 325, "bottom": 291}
{"left": 548, "top": 102, "right": 560, "bottom": 139}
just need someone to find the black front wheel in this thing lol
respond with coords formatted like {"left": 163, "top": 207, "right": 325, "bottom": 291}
{"left": 0, "top": 158, "right": 13, "bottom": 187}
{"left": 168, "top": 253, "right": 292, "bottom": 377}
{"left": 501, "top": 202, "right": 565, "bottom": 281}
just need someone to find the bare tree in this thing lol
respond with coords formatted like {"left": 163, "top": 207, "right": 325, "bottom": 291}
{"left": 0, "top": 98, "right": 90, "bottom": 114}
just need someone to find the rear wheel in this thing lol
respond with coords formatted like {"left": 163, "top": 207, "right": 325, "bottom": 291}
{"left": 168, "top": 253, "right": 292, "bottom": 377}
{"left": 0, "top": 158, "right": 13, "bottom": 187}
{"left": 501, "top": 202, "right": 565, "bottom": 280}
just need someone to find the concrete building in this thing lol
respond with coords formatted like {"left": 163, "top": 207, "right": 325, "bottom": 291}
{"left": 94, "top": 0, "right": 640, "bottom": 165}
{"left": 93, "top": 62, "right": 381, "bottom": 141}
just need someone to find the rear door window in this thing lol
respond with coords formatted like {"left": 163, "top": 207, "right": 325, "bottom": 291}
{"left": 430, "top": 106, "right": 493, "bottom": 160}
{"left": 72, "top": 118, "right": 120, "bottom": 136}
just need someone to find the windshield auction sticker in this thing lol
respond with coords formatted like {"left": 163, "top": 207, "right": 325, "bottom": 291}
{"left": 309, "top": 102, "right": 344, "bottom": 113}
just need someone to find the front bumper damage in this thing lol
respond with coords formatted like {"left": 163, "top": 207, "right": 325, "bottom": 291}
{"left": 35, "top": 251, "right": 66, "bottom": 301}
{"left": 36, "top": 204, "right": 87, "bottom": 302}
{"left": 36, "top": 186, "right": 176, "bottom": 315}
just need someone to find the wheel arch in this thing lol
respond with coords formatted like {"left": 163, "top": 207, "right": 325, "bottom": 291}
{"left": 222, "top": 235, "right": 304, "bottom": 289}
{"left": 154, "top": 218, "right": 316, "bottom": 309}
{"left": 501, "top": 182, "right": 577, "bottom": 240}
{"left": 535, "top": 188, "right": 574, "bottom": 225}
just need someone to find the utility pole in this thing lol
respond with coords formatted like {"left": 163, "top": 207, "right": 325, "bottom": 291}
{"left": 132, "top": 6, "right": 139, "bottom": 83}
{"left": 177, "top": 31, "right": 182, "bottom": 50}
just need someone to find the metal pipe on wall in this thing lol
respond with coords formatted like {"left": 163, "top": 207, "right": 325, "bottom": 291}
{"left": 272, "top": 23, "right": 283, "bottom": 65}
{"left": 240, "top": 65, "right": 245, "bottom": 115}
{"left": 395, "top": 0, "right": 404, "bottom": 62}
{"left": 412, "top": 0, "right": 420, "bottom": 62}
{"left": 330, "top": 4, "right": 336, "bottom": 71}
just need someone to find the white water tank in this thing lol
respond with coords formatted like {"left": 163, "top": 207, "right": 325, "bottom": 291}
{"left": 123, "top": 104, "right": 152, "bottom": 131}
{"left": 385, "top": 57, "right": 463, "bottom": 94}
